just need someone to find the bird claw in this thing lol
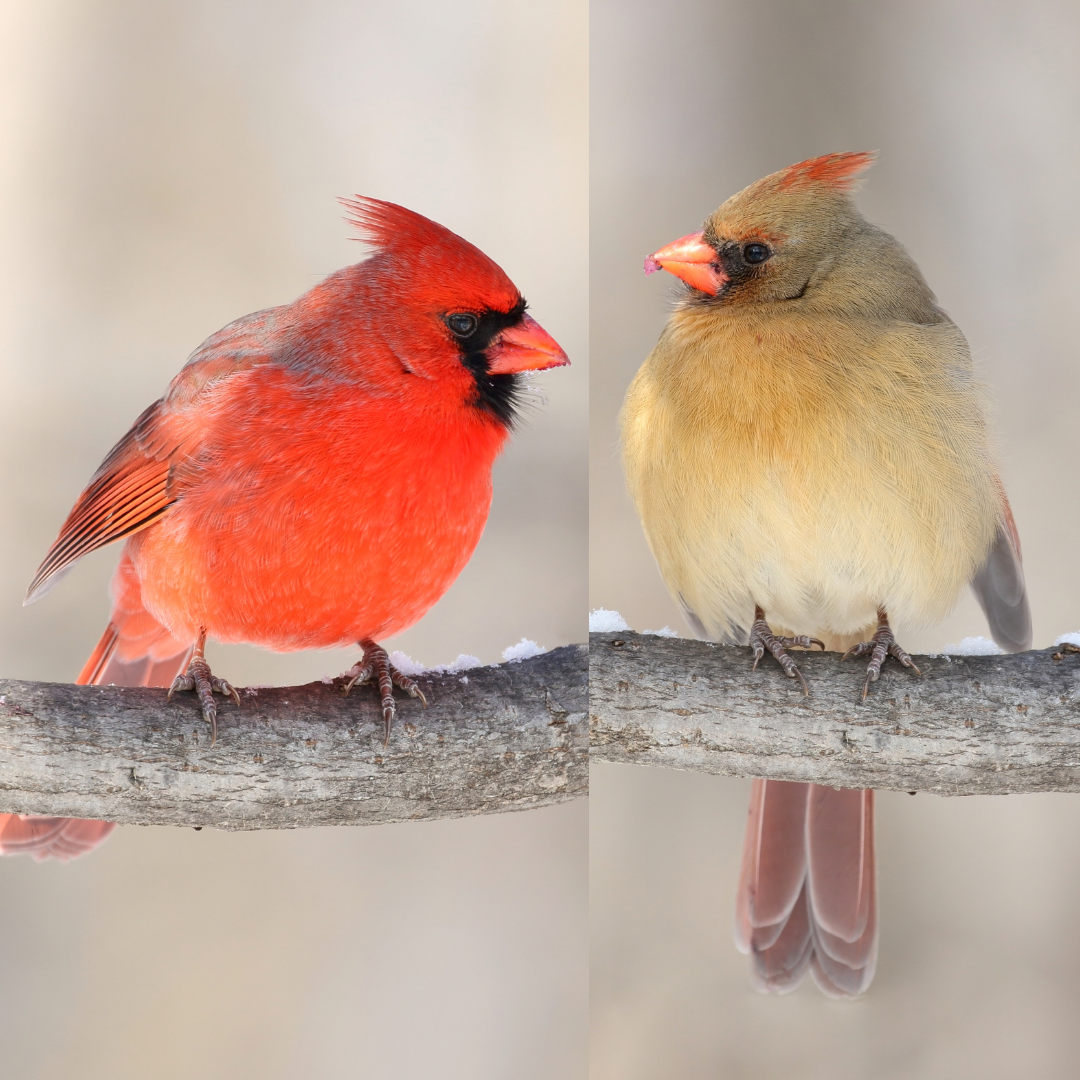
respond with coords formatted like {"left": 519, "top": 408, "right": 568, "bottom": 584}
{"left": 749, "top": 608, "right": 812, "bottom": 695}
{"left": 843, "top": 619, "right": 921, "bottom": 700}
{"left": 168, "top": 655, "right": 238, "bottom": 746}
{"left": 344, "top": 640, "right": 427, "bottom": 746}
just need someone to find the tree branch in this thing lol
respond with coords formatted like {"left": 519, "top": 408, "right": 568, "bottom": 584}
{"left": 0, "top": 645, "right": 587, "bottom": 829}
{"left": 589, "top": 632, "right": 1080, "bottom": 795}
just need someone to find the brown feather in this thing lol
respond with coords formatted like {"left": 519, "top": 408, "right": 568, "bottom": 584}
{"left": 627, "top": 154, "right": 1024, "bottom": 997}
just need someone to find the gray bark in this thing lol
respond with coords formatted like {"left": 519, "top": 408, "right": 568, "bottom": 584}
{"left": 0, "top": 645, "right": 587, "bottom": 829}
{"left": 589, "top": 632, "right": 1080, "bottom": 795}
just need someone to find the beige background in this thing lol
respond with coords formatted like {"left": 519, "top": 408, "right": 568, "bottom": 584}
{"left": 0, "top": 1, "right": 587, "bottom": 1077}
{"left": 590, "top": 1, "right": 1080, "bottom": 1076}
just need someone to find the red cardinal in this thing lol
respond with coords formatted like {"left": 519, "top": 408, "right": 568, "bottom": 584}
{"left": 623, "top": 153, "right": 1030, "bottom": 995}
{"left": 6, "top": 199, "right": 568, "bottom": 861}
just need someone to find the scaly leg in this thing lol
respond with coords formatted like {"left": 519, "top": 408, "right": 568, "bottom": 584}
{"left": 749, "top": 606, "right": 825, "bottom": 696}
{"left": 167, "top": 628, "right": 239, "bottom": 746}
{"left": 344, "top": 639, "right": 428, "bottom": 746}
{"left": 842, "top": 609, "right": 921, "bottom": 700}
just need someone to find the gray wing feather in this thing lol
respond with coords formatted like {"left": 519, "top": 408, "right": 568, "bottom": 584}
{"left": 971, "top": 523, "right": 1032, "bottom": 653}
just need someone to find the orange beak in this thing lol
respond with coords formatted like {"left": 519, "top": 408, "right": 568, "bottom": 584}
{"left": 644, "top": 230, "right": 727, "bottom": 296}
{"left": 487, "top": 314, "right": 569, "bottom": 375}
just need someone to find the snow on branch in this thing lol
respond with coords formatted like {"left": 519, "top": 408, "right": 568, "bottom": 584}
{"left": 589, "top": 631, "right": 1080, "bottom": 795}
{"left": 0, "top": 645, "right": 587, "bottom": 830}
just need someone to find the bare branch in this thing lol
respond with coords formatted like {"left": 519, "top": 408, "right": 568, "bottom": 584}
{"left": 0, "top": 645, "right": 587, "bottom": 829}
{"left": 589, "top": 632, "right": 1080, "bottom": 795}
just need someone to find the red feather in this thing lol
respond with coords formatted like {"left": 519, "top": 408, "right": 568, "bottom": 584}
{"left": 774, "top": 151, "right": 876, "bottom": 193}
{"left": 18, "top": 199, "right": 567, "bottom": 861}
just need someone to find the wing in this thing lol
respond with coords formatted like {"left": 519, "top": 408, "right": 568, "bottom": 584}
{"left": 25, "top": 308, "right": 283, "bottom": 604}
{"left": 970, "top": 486, "right": 1032, "bottom": 653}
{"left": 25, "top": 401, "right": 178, "bottom": 602}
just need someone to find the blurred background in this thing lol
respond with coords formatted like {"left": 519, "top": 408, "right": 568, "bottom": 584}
{"left": 591, "top": 1, "right": 1080, "bottom": 1076}
{"left": 0, "top": 1, "right": 586, "bottom": 1077}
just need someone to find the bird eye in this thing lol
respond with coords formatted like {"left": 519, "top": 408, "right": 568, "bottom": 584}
{"left": 742, "top": 243, "right": 771, "bottom": 264}
{"left": 446, "top": 313, "right": 478, "bottom": 337}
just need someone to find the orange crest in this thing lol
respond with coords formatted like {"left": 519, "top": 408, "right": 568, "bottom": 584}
{"left": 773, "top": 151, "right": 876, "bottom": 193}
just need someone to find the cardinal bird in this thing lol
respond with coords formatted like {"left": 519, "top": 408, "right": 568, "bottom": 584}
{"left": 8, "top": 199, "right": 568, "bottom": 861}
{"left": 622, "top": 152, "right": 1030, "bottom": 996}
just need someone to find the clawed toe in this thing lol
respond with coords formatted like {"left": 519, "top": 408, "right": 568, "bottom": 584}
{"left": 749, "top": 607, "right": 813, "bottom": 695}
{"left": 344, "top": 639, "right": 428, "bottom": 745}
{"left": 167, "top": 642, "right": 238, "bottom": 746}
{"left": 843, "top": 614, "right": 921, "bottom": 700}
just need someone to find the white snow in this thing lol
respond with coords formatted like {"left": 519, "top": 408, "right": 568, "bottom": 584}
{"left": 643, "top": 626, "right": 678, "bottom": 638}
{"left": 502, "top": 639, "right": 546, "bottom": 663}
{"left": 589, "top": 608, "right": 630, "bottom": 633}
{"left": 943, "top": 636, "right": 1004, "bottom": 656}
{"left": 1054, "top": 632, "right": 1080, "bottom": 648}
{"left": 387, "top": 651, "right": 482, "bottom": 676}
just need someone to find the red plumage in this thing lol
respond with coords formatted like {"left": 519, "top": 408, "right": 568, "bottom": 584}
{"left": 773, "top": 151, "right": 877, "bottom": 192}
{"left": 11, "top": 199, "right": 567, "bottom": 860}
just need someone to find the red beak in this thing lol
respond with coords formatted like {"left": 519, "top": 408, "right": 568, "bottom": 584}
{"left": 487, "top": 314, "right": 569, "bottom": 375}
{"left": 644, "top": 230, "right": 727, "bottom": 296}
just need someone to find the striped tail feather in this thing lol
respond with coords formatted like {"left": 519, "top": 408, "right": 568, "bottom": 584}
{"left": 0, "top": 552, "right": 192, "bottom": 861}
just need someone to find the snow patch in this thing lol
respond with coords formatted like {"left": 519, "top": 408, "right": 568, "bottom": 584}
{"left": 387, "top": 651, "right": 482, "bottom": 677}
{"left": 589, "top": 608, "right": 630, "bottom": 633}
{"left": 943, "top": 636, "right": 1004, "bottom": 656}
{"left": 502, "top": 639, "right": 546, "bottom": 663}
{"left": 643, "top": 626, "right": 678, "bottom": 638}
{"left": 1054, "top": 632, "right": 1080, "bottom": 648}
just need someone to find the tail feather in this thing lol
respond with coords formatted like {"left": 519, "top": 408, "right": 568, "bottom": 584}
{"left": 746, "top": 883, "right": 814, "bottom": 994}
{"left": 1, "top": 552, "right": 191, "bottom": 861}
{"left": 735, "top": 779, "right": 878, "bottom": 997}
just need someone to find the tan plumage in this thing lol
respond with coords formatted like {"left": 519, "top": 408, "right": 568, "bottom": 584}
{"left": 622, "top": 152, "right": 1031, "bottom": 996}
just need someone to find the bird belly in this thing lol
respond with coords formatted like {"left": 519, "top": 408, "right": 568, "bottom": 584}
{"left": 128, "top": 399, "right": 502, "bottom": 651}
{"left": 621, "top": 347, "right": 999, "bottom": 643}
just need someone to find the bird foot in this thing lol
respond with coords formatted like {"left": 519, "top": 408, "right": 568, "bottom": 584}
{"left": 749, "top": 609, "right": 823, "bottom": 695}
{"left": 842, "top": 621, "right": 921, "bottom": 700}
{"left": 167, "top": 655, "right": 239, "bottom": 747}
{"left": 344, "top": 639, "right": 428, "bottom": 746}
{"left": 1053, "top": 642, "right": 1080, "bottom": 662}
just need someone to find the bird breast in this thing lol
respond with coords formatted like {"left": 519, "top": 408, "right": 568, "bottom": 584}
{"left": 621, "top": 307, "right": 1000, "bottom": 641}
{"left": 128, "top": 368, "right": 507, "bottom": 650}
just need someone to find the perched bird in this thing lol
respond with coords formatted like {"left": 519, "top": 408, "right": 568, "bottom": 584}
{"left": 7, "top": 199, "right": 568, "bottom": 861}
{"left": 622, "top": 152, "right": 1030, "bottom": 996}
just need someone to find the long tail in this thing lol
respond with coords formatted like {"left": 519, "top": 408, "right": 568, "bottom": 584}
{"left": 735, "top": 779, "right": 877, "bottom": 997}
{"left": 0, "top": 553, "right": 192, "bottom": 861}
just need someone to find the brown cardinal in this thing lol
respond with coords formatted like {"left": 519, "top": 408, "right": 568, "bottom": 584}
{"left": 622, "top": 152, "right": 1030, "bottom": 996}
{"left": 6, "top": 198, "right": 568, "bottom": 861}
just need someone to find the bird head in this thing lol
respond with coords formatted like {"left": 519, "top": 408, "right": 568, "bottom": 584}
{"left": 340, "top": 197, "right": 568, "bottom": 427}
{"left": 645, "top": 152, "right": 880, "bottom": 308}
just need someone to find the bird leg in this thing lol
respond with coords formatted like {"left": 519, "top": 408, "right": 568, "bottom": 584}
{"left": 344, "top": 639, "right": 428, "bottom": 746}
{"left": 749, "top": 606, "right": 824, "bottom": 696}
{"left": 842, "top": 609, "right": 921, "bottom": 700}
{"left": 167, "top": 628, "right": 239, "bottom": 747}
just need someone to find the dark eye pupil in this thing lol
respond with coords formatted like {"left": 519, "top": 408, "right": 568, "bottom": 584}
{"left": 447, "top": 313, "right": 478, "bottom": 336}
{"left": 743, "top": 243, "right": 770, "bottom": 264}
